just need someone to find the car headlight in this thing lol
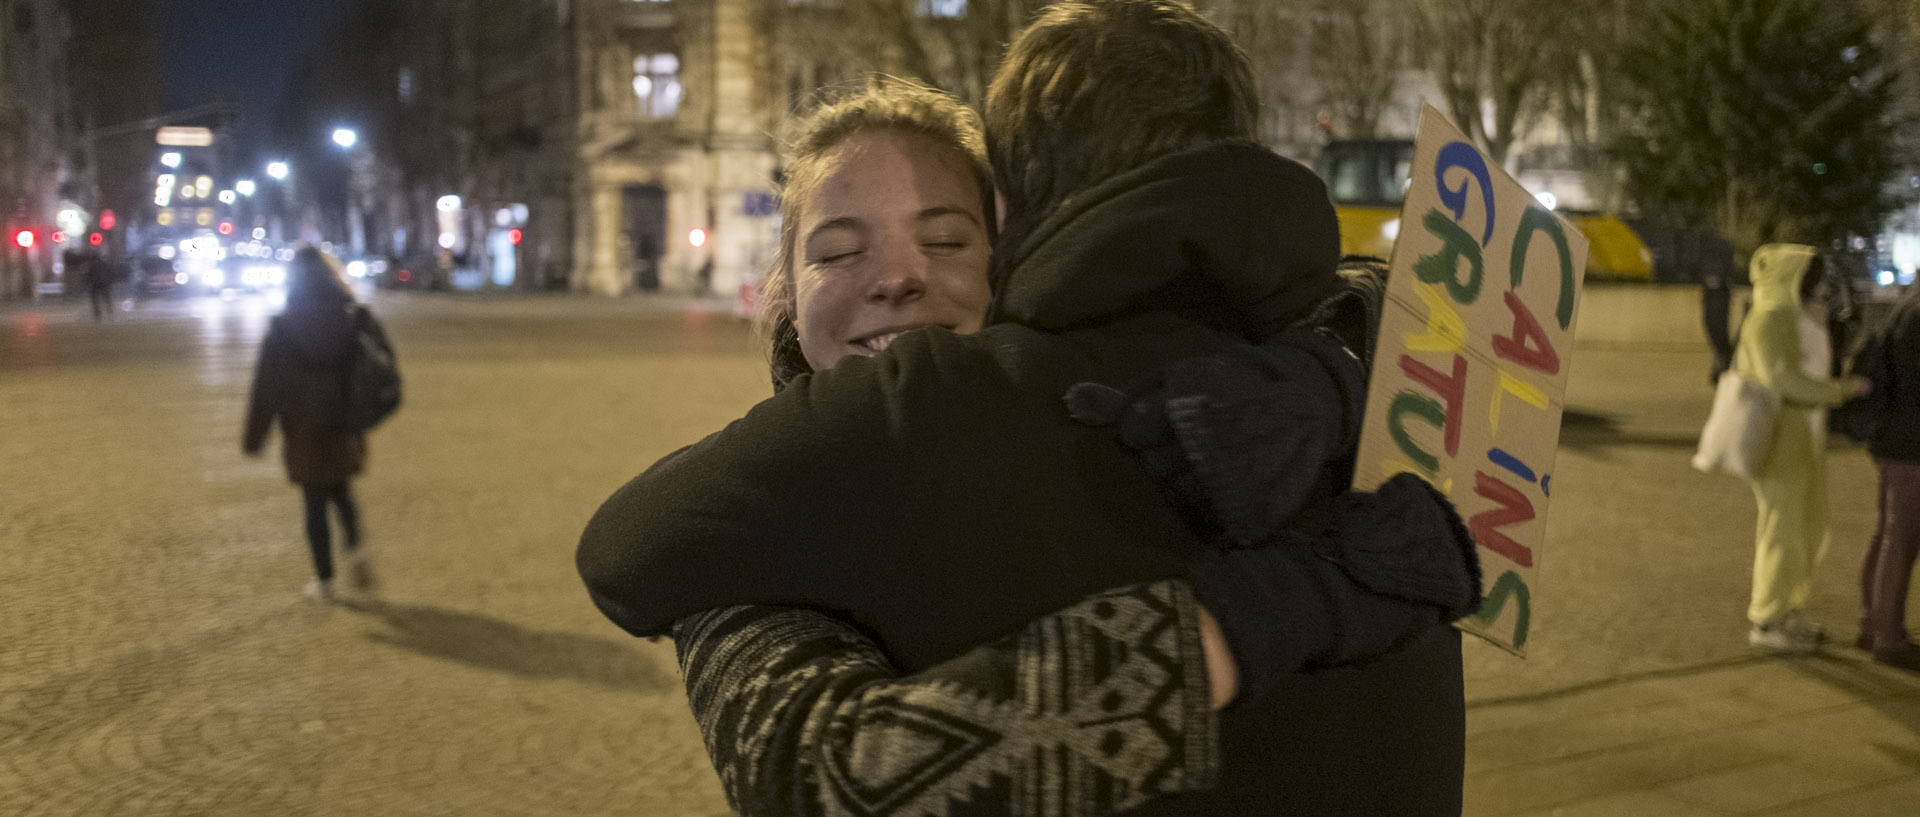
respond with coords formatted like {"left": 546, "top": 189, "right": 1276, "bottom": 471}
{"left": 204, "top": 269, "right": 225, "bottom": 288}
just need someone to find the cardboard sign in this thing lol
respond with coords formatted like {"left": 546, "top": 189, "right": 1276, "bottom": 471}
{"left": 1351, "top": 107, "right": 1590, "bottom": 655}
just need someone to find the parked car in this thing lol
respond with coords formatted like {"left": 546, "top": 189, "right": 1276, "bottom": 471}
{"left": 135, "top": 254, "right": 186, "bottom": 298}
{"left": 1313, "top": 139, "right": 1656, "bottom": 281}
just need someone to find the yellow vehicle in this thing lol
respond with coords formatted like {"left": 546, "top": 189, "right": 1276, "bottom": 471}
{"left": 1313, "top": 140, "right": 1654, "bottom": 281}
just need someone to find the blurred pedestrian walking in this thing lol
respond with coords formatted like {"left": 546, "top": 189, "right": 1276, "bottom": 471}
{"left": 1689, "top": 228, "right": 1738, "bottom": 385}
{"left": 79, "top": 248, "right": 114, "bottom": 321}
{"left": 1734, "top": 245, "right": 1870, "bottom": 653}
{"left": 1855, "top": 288, "right": 1920, "bottom": 670}
{"left": 1703, "top": 269, "right": 1734, "bottom": 384}
{"left": 242, "top": 247, "right": 393, "bottom": 601}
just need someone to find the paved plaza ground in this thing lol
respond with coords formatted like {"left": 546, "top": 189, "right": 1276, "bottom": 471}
{"left": 3, "top": 291, "right": 1915, "bottom": 816}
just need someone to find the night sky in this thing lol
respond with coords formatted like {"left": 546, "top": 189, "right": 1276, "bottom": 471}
{"left": 158, "top": 0, "right": 348, "bottom": 155}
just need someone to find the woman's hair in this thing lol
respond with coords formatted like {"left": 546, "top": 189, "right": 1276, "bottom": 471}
{"left": 984, "top": 0, "right": 1258, "bottom": 231}
{"left": 1799, "top": 253, "right": 1827, "bottom": 304}
{"left": 286, "top": 246, "right": 355, "bottom": 306}
{"left": 760, "top": 76, "right": 994, "bottom": 390}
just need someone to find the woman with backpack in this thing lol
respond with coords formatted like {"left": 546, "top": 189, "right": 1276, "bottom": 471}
{"left": 243, "top": 247, "right": 393, "bottom": 601}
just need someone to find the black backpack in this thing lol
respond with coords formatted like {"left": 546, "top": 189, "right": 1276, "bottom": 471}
{"left": 345, "top": 306, "right": 402, "bottom": 431}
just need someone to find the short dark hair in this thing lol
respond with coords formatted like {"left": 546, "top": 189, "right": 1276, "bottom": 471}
{"left": 984, "top": 0, "right": 1259, "bottom": 227}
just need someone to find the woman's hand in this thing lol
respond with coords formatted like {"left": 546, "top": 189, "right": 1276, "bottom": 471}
{"left": 1197, "top": 606, "right": 1239, "bottom": 709}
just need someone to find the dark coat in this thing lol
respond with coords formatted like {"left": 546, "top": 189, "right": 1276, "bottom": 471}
{"left": 579, "top": 143, "right": 1465, "bottom": 815}
{"left": 1869, "top": 294, "right": 1920, "bottom": 462}
{"left": 243, "top": 297, "right": 378, "bottom": 485}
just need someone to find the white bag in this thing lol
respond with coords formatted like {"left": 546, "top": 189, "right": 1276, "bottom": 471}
{"left": 1692, "top": 371, "right": 1780, "bottom": 479}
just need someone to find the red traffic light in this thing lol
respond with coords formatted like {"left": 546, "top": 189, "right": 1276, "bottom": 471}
{"left": 508, "top": 228, "right": 523, "bottom": 245}
{"left": 99, "top": 210, "right": 116, "bottom": 231}
{"left": 89, "top": 232, "right": 104, "bottom": 246}
{"left": 13, "top": 230, "right": 33, "bottom": 249}
{"left": 50, "top": 231, "right": 66, "bottom": 244}
{"left": 217, "top": 221, "right": 234, "bottom": 236}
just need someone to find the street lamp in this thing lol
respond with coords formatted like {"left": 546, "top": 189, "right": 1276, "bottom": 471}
{"left": 160, "top": 152, "right": 182, "bottom": 168}
{"left": 235, "top": 180, "right": 256, "bottom": 197}
{"left": 266, "top": 161, "right": 289, "bottom": 180}
{"left": 332, "top": 129, "right": 366, "bottom": 254}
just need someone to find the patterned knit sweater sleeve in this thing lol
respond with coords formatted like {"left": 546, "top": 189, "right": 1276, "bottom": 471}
{"left": 672, "top": 579, "right": 1219, "bottom": 817}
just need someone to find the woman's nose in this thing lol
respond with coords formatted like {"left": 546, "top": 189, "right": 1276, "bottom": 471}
{"left": 867, "top": 245, "right": 928, "bottom": 304}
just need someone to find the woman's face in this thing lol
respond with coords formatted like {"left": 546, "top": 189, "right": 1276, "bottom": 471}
{"left": 792, "top": 130, "right": 992, "bottom": 372}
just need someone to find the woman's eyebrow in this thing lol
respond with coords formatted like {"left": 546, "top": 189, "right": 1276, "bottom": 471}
{"left": 806, "top": 217, "right": 863, "bottom": 242}
{"left": 918, "top": 206, "right": 981, "bottom": 226}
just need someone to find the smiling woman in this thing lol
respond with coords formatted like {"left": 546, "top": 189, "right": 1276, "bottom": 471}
{"left": 790, "top": 130, "right": 992, "bottom": 370}
{"left": 759, "top": 77, "right": 997, "bottom": 387}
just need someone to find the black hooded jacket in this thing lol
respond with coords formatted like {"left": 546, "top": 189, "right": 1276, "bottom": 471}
{"left": 578, "top": 143, "right": 1464, "bottom": 814}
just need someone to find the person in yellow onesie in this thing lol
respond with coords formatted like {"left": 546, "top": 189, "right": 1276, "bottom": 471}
{"left": 1735, "top": 244, "right": 1871, "bottom": 653}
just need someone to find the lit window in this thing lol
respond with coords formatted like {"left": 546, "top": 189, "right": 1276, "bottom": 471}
{"left": 918, "top": 0, "right": 964, "bottom": 17}
{"left": 633, "top": 54, "right": 682, "bottom": 119}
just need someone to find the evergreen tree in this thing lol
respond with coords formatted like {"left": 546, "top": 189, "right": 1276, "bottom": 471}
{"left": 1612, "top": 0, "right": 1905, "bottom": 262}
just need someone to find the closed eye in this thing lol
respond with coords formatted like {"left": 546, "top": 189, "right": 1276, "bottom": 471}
{"left": 919, "top": 233, "right": 972, "bottom": 255}
{"left": 811, "top": 249, "right": 864, "bottom": 266}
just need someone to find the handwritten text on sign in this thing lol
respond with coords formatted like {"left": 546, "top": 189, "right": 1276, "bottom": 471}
{"left": 1352, "top": 107, "right": 1589, "bottom": 656}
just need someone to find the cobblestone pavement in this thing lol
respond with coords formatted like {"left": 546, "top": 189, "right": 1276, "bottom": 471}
{"left": 4, "top": 293, "right": 755, "bottom": 816}
{"left": 3, "top": 292, "right": 1915, "bottom": 816}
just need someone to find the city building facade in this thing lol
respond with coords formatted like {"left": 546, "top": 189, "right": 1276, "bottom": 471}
{"left": 0, "top": 0, "right": 73, "bottom": 298}
{"left": 362, "top": 0, "right": 786, "bottom": 297}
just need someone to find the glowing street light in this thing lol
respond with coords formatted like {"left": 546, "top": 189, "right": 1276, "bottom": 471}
{"left": 235, "top": 180, "right": 256, "bottom": 196}
{"left": 436, "top": 195, "right": 463, "bottom": 212}
{"left": 160, "top": 152, "right": 183, "bottom": 168}
{"left": 332, "top": 128, "right": 359, "bottom": 149}
{"left": 218, "top": 190, "right": 237, "bottom": 205}
{"left": 266, "top": 161, "right": 289, "bottom": 180}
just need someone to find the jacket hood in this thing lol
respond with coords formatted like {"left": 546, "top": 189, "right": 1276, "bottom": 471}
{"left": 1749, "top": 243, "right": 1817, "bottom": 312}
{"left": 275, "top": 300, "right": 358, "bottom": 365}
{"left": 985, "top": 142, "right": 1342, "bottom": 341}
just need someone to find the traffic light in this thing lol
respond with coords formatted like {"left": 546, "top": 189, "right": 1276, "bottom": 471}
{"left": 50, "top": 231, "right": 66, "bottom": 244}
{"left": 508, "top": 228, "right": 523, "bottom": 245}
{"left": 89, "top": 232, "right": 104, "bottom": 246}
{"left": 13, "top": 230, "right": 33, "bottom": 249}
{"left": 217, "top": 221, "right": 234, "bottom": 236}
{"left": 99, "top": 210, "right": 116, "bottom": 231}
